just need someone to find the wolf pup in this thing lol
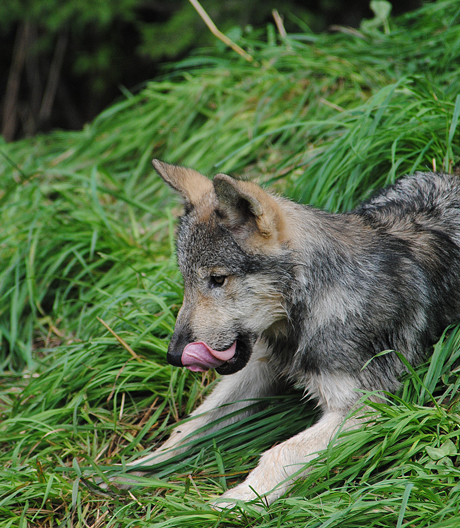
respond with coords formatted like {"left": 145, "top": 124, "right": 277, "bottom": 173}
{"left": 128, "top": 160, "right": 460, "bottom": 505}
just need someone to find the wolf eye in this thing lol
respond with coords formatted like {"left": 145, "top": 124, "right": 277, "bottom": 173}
{"left": 209, "top": 275, "right": 227, "bottom": 288}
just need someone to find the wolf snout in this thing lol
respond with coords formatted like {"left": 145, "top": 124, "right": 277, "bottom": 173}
{"left": 166, "top": 328, "right": 255, "bottom": 375}
{"left": 166, "top": 327, "right": 238, "bottom": 372}
{"left": 166, "top": 348, "right": 184, "bottom": 367}
{"left": 166, "top": 329, "right": 191, "bottom": 367}
{"left": 181, "top": 341, "right": 237, "bottom": 372}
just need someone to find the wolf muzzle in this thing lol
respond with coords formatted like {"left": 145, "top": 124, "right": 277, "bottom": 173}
{"left": 166, "top": 328, "right": 191, "bottom": 367}
{"left": 166, "top": 329, "right": 255, "bottom": 375}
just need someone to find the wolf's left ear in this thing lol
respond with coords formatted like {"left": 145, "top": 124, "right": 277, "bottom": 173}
{"left": 152, "top": 159, "right": 213, "bottom": 206}
{"left": 213, "top": 174, "right": 286, "bottom": 243}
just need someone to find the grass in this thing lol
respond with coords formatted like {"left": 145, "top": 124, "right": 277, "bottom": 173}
{"left": 1, "top": 0, "right": 460, "bottom": 526}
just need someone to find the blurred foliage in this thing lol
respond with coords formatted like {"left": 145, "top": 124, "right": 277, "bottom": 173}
{"left": 0, "top": 0, "right": 422, "bottom": 140}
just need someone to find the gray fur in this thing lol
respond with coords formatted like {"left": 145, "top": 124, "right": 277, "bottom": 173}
{"left": 126, "top": 163, "right": 460, "bottom": 505}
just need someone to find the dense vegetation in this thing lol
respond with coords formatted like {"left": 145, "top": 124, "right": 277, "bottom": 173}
{"left": 2, "top": 0, "right": 405, "bottom": 140}
{"left": 0, "top": 1, "right": 460, "bottom": 526}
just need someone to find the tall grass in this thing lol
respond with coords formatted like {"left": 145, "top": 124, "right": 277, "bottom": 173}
{"left": 0, "top": 1, "right": 460, "bottom": 526}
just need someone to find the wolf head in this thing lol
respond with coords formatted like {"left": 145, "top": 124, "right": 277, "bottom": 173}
{"left": 153, "top": 160, "right": 293, "bottom": 375}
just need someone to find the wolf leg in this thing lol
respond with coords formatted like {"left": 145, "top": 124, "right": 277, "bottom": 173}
{"left": 216, "top": 407, "right": 358, "bottom": 506}
{"left": 126, "top": 340, "right": 281, "bottom": 472}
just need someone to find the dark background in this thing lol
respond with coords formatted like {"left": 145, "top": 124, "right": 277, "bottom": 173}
{"left": 1, "top": 0, "right": 423, "bottom": 141}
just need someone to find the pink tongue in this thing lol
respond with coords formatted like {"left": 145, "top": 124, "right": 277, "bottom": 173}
{"left": 182, "top": 341, "right": 237, "bottom": 372}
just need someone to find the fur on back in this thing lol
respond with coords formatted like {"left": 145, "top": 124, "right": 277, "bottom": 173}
{"left": 267, "top": 172, "right": 460, "bottom": 401}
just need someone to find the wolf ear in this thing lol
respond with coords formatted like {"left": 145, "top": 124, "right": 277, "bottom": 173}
{"left": 152, "top": 159, "right": 213, "bottom": 206}
{"left": 213, "top": 174, "right": 285, "bottom": 242}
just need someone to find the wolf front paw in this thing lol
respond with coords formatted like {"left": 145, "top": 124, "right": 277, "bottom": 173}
{"left": 220, "top": 483, "right": 258, "bottom": 503}
{"left": 212, "top": 493, "right": 257, "bottom": 510}
{"left": 212, "top": 483, "right": 274, "bottom": 510}
{"left": 211, "top": 472, "right": 290, "bottom": 509}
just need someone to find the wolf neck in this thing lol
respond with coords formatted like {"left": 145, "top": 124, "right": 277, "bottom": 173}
{"left": 263, "top": 198, "right": 369, "bottom": 375}
{"left": 274, "top": 196, "right": 365, "bottom": 260}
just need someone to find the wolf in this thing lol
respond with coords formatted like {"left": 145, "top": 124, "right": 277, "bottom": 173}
{"left": 125, "top": 160, "right": 460, "bottom": 505}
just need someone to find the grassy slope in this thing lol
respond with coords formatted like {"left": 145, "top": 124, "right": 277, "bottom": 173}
{"left": 1, "top": 1, "right": 460, "bottom": 526}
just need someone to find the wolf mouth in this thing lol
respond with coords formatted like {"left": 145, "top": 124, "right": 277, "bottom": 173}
{"left": 215, "top": 338, "right": 252, "bottom": 375}
{"left": 181, "top": 341, "right": 237, "bottom": 372}
{"left": 178, "top": 337, "right": 253, "bottom": 375}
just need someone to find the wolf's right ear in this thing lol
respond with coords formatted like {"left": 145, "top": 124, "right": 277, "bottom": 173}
{"left": 213, "top": 174, "right": 286, "bottom": 246}
{"left": 152, "top": 159, "right": 213, "bottom": 206}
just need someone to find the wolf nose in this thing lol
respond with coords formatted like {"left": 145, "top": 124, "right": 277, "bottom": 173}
{"left": 166, "top": 350, "right": 183, "bottom": 367}
{"left": 166, "top": 327, "right": 192, "bottom": 367}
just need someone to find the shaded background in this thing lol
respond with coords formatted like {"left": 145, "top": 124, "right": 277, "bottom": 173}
{"left": 1, "top": 0, "right": 423, "bottom": 141}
